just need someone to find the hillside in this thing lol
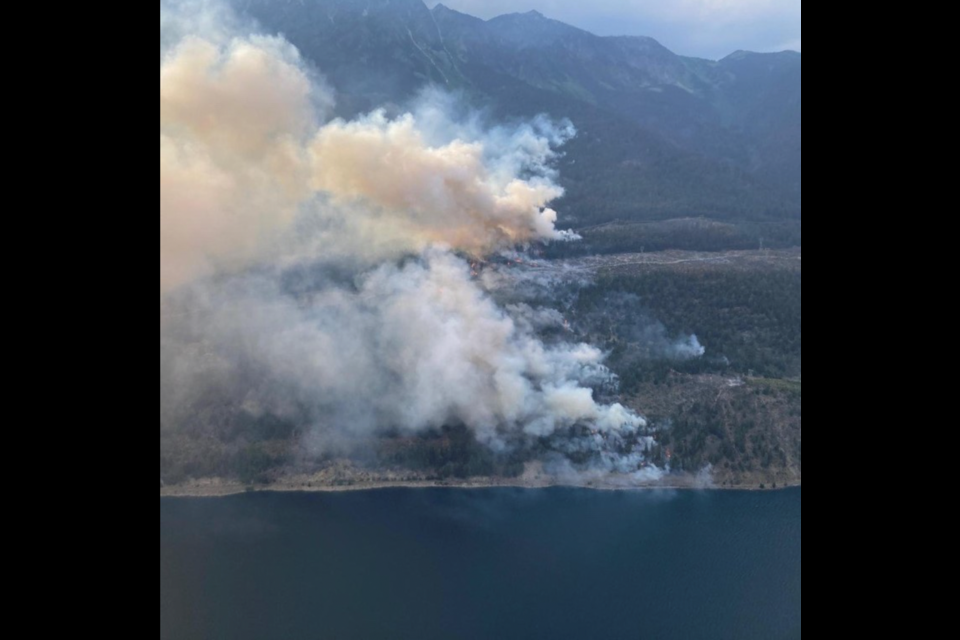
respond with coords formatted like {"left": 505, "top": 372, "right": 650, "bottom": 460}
{"left": 234, "top": 0, "right": 802, "bottom": 242}
{"left": 160, "top": 1, "right": 801, "bottom": 494}
{"left": 161, "top": 249, "right": 801, "bottom": 491}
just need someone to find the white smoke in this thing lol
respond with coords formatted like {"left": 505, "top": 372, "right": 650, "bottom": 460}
{"left": 163, "top": 250, "right": 649, "bottom": 451}
{"left": 504, "top": 304, "right": 566, "bottom": 334}
{"left": 159, "top": 0, "right": 660, "bottom": 477}
{"left": 543, "top": 446, "right": 667, "bottom": 487}
{"left": 672, "top": 334, "right": 706, "bottom": 359}
{"left": 575, "top": 291, "right": 706, "bottom": 362}
{"left": 160, "top": 1, "right": 576, "bottom": 295}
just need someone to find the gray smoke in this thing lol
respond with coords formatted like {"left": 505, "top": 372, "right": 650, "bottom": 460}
{"left": 579, "top": 292, "right": 706, "bottom": 361}
{"left": 159, "top": 0, "right": 666, "bottom": 480}
{"left": 162, "top": 249, "right": 648, "bottom": 453}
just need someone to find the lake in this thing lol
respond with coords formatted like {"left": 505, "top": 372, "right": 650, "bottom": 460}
{"left": 161, "top": 487, "right": 801, "bottom": 639}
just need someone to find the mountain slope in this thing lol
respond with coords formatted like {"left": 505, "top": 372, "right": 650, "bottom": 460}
{"left": 236, "top": 0, "right": 801, "bottom": 238}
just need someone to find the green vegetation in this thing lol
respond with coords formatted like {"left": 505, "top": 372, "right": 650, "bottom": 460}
{"left": 160, "top": 412, "right": 295, "bottom": 487}
{"left": 749, "top": 378, "right": 802, "bottom": 397}
{"left": 376, "top": 426, "right": 526, "bottom": 480}
{"left": 544, "top": 219, "right": 802, "bottom": 258}
{"left": 160, "top": 2, "right": 801, "bottom": 490}
{"left": 574, "top": 265, "right": 802, "bottom": 386}
{"left": 651, "top": 379, "right": 801, "bottom": 485}
{"left": 161, "top": 254, "right": 801, "bottom": 488}
{"left": 564, "top": 257, "right": 801, "bottom": 485}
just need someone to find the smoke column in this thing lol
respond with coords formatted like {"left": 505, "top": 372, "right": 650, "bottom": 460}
{"left": 160, "top": 0, "right": 657, "bottom": 473}
{"left": 160, "top": 2, "right": 574, "bottom": 295}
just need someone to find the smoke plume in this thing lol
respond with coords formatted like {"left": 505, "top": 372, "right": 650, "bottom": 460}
{"left": 160, "top": 3, "right": 574, "bottom": 295}
{"left": 160, "top": 0, "right": 660, "bottom": 478}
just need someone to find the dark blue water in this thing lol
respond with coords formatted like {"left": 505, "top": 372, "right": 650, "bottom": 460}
{"left": 161, "top": 488, "right": 801, "bottom": 640}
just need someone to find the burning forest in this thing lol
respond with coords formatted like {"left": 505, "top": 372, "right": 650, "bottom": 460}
{"left": 160, "top": 0, "right": 696, "bottom": 490}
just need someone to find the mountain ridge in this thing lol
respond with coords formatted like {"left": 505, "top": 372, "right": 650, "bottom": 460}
{"left": 236, "top": 0, "right": 801, "bottom": 239}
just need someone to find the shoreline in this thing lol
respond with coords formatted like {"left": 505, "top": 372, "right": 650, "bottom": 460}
{"left": 160, "top": 478, "right": 801, "bottom": 498}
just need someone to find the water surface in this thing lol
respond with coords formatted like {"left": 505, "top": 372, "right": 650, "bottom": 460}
{"left": 161, "top": 488, "right": 801, "bottom": 640}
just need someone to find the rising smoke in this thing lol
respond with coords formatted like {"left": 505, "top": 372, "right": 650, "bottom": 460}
{"left": 160, "top": 5, "right": 575, "bottom": 294}
{"left": 577, "top": 292, "right": 706, "bottom": 361}
{"left": 160, "top": 0, "right": 666, "bottom": 479}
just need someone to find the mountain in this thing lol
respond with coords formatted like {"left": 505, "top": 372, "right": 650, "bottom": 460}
{"left": 235, "top": 0, "right": 801, "bottom": 246}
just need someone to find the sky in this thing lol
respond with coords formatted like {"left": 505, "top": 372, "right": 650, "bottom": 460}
{"left": 430, "top": 0, "right": 801, "bottom": 60}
